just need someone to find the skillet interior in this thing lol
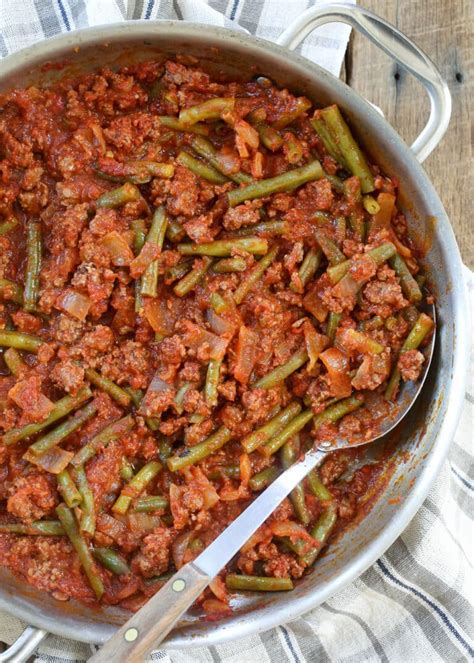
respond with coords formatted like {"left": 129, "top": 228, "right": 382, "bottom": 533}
{"left": 0, "top": 22, "right": 468, "bottom": 648}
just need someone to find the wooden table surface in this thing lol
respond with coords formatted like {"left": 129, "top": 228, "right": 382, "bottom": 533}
{"left": 343, "top": 0, "right": 473, "bottom": 269}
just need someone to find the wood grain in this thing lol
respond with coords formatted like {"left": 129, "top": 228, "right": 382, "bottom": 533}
{"left": 343, "top": 0, "right": 473, "bottom": 268}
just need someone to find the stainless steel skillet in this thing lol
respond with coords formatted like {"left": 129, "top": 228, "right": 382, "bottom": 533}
{"left": 0, "top": 4, "right": 469, "bottom": 660}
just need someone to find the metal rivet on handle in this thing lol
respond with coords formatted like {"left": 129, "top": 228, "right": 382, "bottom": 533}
{"left": 172, "top": 579, "right": 186, "bottom": 592}
{"left": 124, "top": 628, "right": 139, "bottom": 642}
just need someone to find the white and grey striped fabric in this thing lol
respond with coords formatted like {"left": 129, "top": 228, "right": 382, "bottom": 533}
{"left": 0, "top": 2, "right": 473, "bottom": 661}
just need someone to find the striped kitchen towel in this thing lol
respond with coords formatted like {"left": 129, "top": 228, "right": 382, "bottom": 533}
{"left": 0, "top": 1, "right": 472, "bottom": 662}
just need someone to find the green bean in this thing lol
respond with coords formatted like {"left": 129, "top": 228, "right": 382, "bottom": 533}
{"left": 209, "top": 464, "right": 241, "bottom": 481}
{"left": 173, "top": 256, "right": 213, "bottom": 297}
{"left": 71, "top": 415, "right": 134, "bottom": 466}
{"left": 327, "top": 242, "right": 397, "bottom": 285}
{"left": 226, "top": 574, "right": 293, "bottom": 591}
{"left": 73, "top": 466, "right": 96, "bottom": 536}
{"left": 234, "top": 244, "right": 279, "bottom": 304}
{"left": 389, "top": 253, "right": 422, "bottom": 304}
{"left": 263, "top": 410, "right": 313, "bottom": 457}
{"left": 280, "top": 436, "right": 310, "bottom": 525}
{"left": 248, "top": 466, "right": 280, "bottom": 491}
{"left": 28, "top": 402, "right": 97, "bottom": 456}
{"left": 120, "top": 458, "right": 134, "bottom": 482}
{"left": 310, "top": 116, "right": 347, "bottom": 167}
{"left": 177, "top": 151, "right": 228, "bottom": 184}
{"left": 253, "top": 348, "right": 308, "bottom": 390}
{"left": 299, "top": 503, "right": 338, "bottom": 566}
{"left": 113, "top": 460, "right": 163, "bottom": 515}
{"left": 326, "top": 261, "right": 351, "bottom": 285}
{"left": 359, "top": 316, "right": 384, "bottom": 331}
{"left": 232, "top": 220, "right": 287, "bottom": 237}
{"left": 158, "top": 437, "right": 173, "bottom": 462}
{"left": 158, "top": 115, "right": 209, "bottom": 135}
{"left": 210, "top": 292, "right": 230, "bottom": 315}
{"left": 0, "top": 216, "right": 19, "bottom": 236}
{"left": 173, "top": 382, "right": 192, "bottom": 415}
{"left": 178, "top": 237, "right": 268, "bottom": 257}
{"left": 242, "top": 402, "right": 302, "bottom": 453}
{"left": 24, "top": 222, "right": 41, "bottom": 312}
{"left": 96, "top": 183, "right": 142, "bottom": 208}
{"left": 133, "top": 496, "right": 169, "bottom": 512}
{"left": 0, "top": 330, "right": 42, "bottom": 353}
{"left": 179, "top": 97, "right": 235, "bottom": 125}
{"left": 167, "top": 426, "right": 232, "bottom": 472}
{"left": 290, "top": 247, "right": 322, "bottom": 293}
{"left": 249, "top": 114, "right": 283, "bottom": 151}
{"left": 227, "top": 160, "right": 324, "bottom": 207}
{"left": 313, "top": 395, "right": 363, "bottom": 431}
{"left": 205, "top": 358, "right": 222, "bottom": 408}
{"left": 0, "top": 520, "right": 65, "bottom": 536}
{"left": 319, "top": 105, "right": 374, "bottom": 193}
{"left": 131, "top": 219, "right": 146, "bottom": 312}
{"left": 140, "top": 206, "right": 168, "bottom": 298}
{"left": 273, "top": 97, "right": 312, "bottom": 129}
{"left": 165, "top": 259, "right": 193, "bottom": 283}
{"left": 385, "top": 313, "right": 434, "bottom": 400}
{"left": 143, "top": 572, "right": 173, "bottom": 587}
{"left": 3, "top": 348, "right": 27, "bottom": 376}
{"left": 415, "top": 273, "right": 427, "bottom": 289}
{"left": 314, "top": 230, "right": 346, "bottom": 265}
{"left": 3, "top": 386, "right": 93, "bottom": 446}
{"left": 326, "top": 312, "right": 342, "bottom": 343}
{"left": 191, "top": 136, "right": 251, "bottom": 185}
{"left": 348, "top": 211, "right": 366, "bottom": 242}
{"left": 362, "top": 194, "right": 380, "bottom": 215}
{"left": 85, "top": 368, "right": 131, "bottom": 408}
{"left": 93, "top": 547, "right": 130, "bottom": 575}
{"left": 307, "top": 470, "right": 332, "bottom": 501}
{"left": 125, "top": 387, "right": 143, "bottom": 409}
{"left": 213, "top": 256, "right": 247, "bottom": 273}
{"left": 343, "top": 328, "right": 384, "bottom": 354}
{"left": 166, "top": 218, "right": 186, "bottom": 243}
{"left": 56, "top": 503, "right": 104, "bottom": 599}
{"left": 0, "top": 278, "right": 23, "bottom": 304}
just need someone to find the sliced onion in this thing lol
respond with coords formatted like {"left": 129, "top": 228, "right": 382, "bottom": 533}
{"left": 209, "top": 576, "right": 228, "bottom": 602}
{"left": 270, "top": 520, "right": 316, "bottom": 550}
{"left": 182, "top": 323, "right": 228, "bottom": 361}
{"left": 233, "top": 325, "right": 258, "bottom": 385}
{"left": 332, "top": 274, "right": 360, "bottom": 301}
{"left": 97, "top": 512, "right": 127, "bottom": 541}
{"left": 57, "top": 289, "right": 91, "bottom": 321}
{"left": 206, "top": 308, "right": 234, "bottom": 337}
{"left": 303, "top": 320, "right": 328, "bottom": 372}
{"left": 319, "top": 347, "right": 352, "bottom": 398}
{"left": 303, "top": 288, "right": 328, "bottom": 323}
{"left": 143, "top": 298, "right": 174, "bottom": 336}
{"left": 172, "top": 530, "right": 193, "bottom": 569}
{"left": 130, "top": 242, "right": 161, "bottom": 279}
{"left": 23, "top": 447, "right": 73, "bottom": 474}
{"left": 100, "top": 231, "right": 134, "bottom": 267}
{"left": 127, "top": 512, "right": 161, "bottom": 534}
{"left": 139, "top": 372, "right": 174, "bottom": 415}
{"left": 234, "top": 119, "right": 259, "bottom": 149}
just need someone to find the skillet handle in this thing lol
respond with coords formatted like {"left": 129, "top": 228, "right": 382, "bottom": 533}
{"left": 276, "top": 2, "right": 451, "bottom": 164}
{"left": 0, "top": 626, "right": 47, "bottom": 663}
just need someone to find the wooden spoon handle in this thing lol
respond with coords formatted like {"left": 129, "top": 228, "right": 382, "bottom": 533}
{"left": 88, "top": 562, "right": 211, "bottom": 663}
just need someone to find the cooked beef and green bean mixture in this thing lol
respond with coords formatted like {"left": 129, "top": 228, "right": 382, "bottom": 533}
{"left": 0, "top": 58, "right": 434, "bottom": 611}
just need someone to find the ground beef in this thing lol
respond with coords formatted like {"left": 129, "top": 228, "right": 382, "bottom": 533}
{"left": 398, "top": 349, "right": 425, "bottom": 381}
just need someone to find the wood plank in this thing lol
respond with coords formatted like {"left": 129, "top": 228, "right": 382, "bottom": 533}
{"left": 345, "top": 0, "right": 473, "bottom": 268}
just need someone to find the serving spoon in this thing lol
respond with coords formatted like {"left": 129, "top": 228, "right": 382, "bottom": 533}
{"left": 89, "top": 305, "right": 435, "bottom": 663}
